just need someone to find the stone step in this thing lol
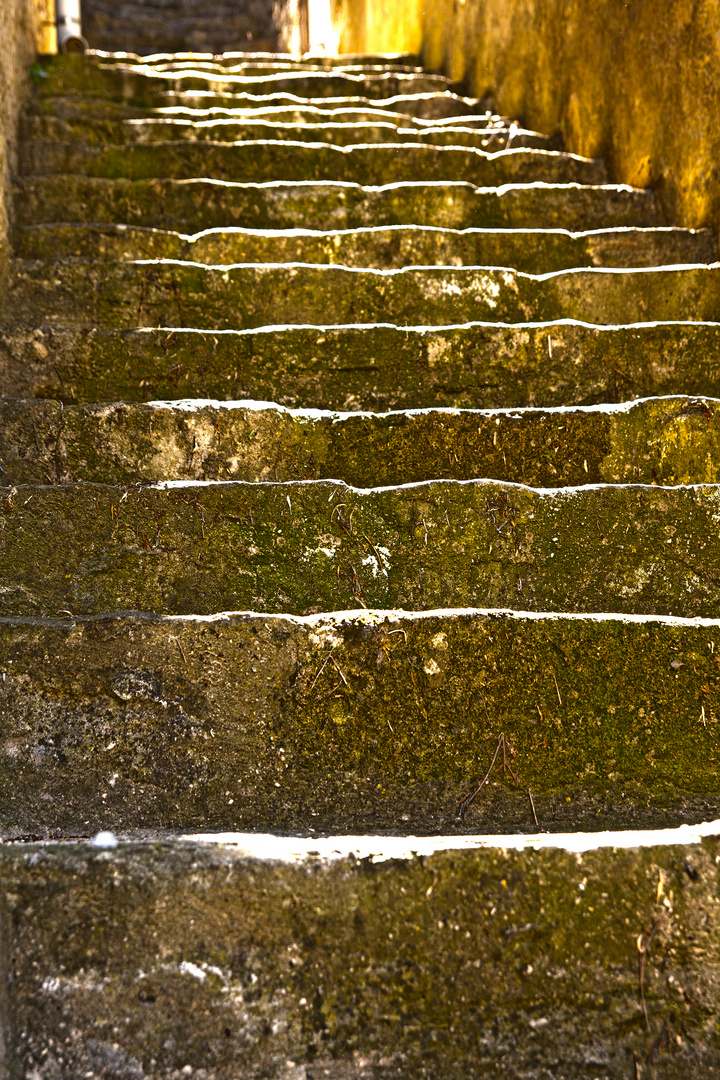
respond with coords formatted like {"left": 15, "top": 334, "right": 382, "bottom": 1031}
{"left": 18, "top": 140, "right": 605, "bottom": 187}
{"left": 12, "top": 222, "right": 714, "bottom": 272}
{"left": 4, "top": 829, "right": 719, "bottom": 1075}
{"left": 32, "top": 89, "right": 494, "bottom": 121}
{"left": 2, "top": 477, "right": 720, "bottom": 618}
{"left": 2, "top": 322, "right": 717, "bottom": 410}
{"left": 3, "top": 395, "right": 718, "bottom": 489}
{"left": 2, "top": 608, "right": 720, "bottom": 832}
{"left": 13, "top": 177, "right": 655, "bottom": 233}
{"left": 104, "top": 59, "right": 426, "bottom": 76}
{"left": 33, "top": 57, "right": 454, "bottom": 103}
{"left": 94, "top": 49, "right": 423, "bottom": 67}
{"left": 8, "top": 260, "right": 720, "bottom": 330}
{"left": 20, "top": 114, "right": 553, "bottom": 151}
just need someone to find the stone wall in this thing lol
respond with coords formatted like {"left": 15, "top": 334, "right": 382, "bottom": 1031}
{"left": 80, "top": 0, "right": 301, "bottom": 55}
{"left": 0, "top": 0, "right": 51, "bottom": 298}
{"left": 330, "top": 0, "right": 720, "bottom": 237}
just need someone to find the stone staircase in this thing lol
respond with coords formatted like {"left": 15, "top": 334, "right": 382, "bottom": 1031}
{"left": 2, "top": 47, "right": 720, "bottom": 1077}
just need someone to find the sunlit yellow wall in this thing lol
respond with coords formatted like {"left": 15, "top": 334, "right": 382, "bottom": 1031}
{"left": 331, "top": 0, "right": 720, "bottom": 235}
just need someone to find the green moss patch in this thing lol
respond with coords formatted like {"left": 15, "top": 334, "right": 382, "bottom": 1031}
{"left": 2, "top": 609, "right": 720, "bottom": 833}
{"left": 2, "top": 478, "right": 720, "bottom": 616}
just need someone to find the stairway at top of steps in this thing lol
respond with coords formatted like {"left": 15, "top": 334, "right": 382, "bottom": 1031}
{"left": 2, "top": 44, "right": 720, "bottom": 1078}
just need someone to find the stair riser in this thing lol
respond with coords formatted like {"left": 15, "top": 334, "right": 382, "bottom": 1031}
{"left": 34, "top": 93, "right": 492, "bottom": 122}
{"left": 20, "top": 115, "right": 550, "bottom": 150}
{"left": 1, "top": 323, "right": 717, "bottom": 410}
{"left": 19, "top": 141, "right": 605, "bottom": 187}
{"left": 13, "top": 223, "right": 713, "bottom": 272}
{"left": 8, "top": 262, "right": 720, "bottom": 330}
{"left": 4, "top": 837, "right": 718, "bottom": 1077}
{"left": 121, "top": 63, "right": 425, "bottom": 75}
{"left": 33, "top": 63, "right": 452, "bottom": 102}
{"left": 105, "top": 60, "right": 425, "bottom": 74}
{"left": 13, "top": 176, "right": 656, "bottom": 232}
{"left": 2, "top": 479, "right": 720, "bottom": 617}
{"left": 1, "top": 610, "right": 720, "bottom": 833}
{"left": 2, "top": 397, "right": 719, "bottom": 489}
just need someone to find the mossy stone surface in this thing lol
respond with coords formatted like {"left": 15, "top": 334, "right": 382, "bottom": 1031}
{"left": 3, "top": 396, "right": 720, "bottom": 490}
{"left": 3, "top": 609, "right": 720, "bottom": 834}
{"left": 29, "top": 89, "right": 508, "bottom": 122}
{"left": 3, "top": 835, "right": 720, "bottom": 1077}
{"left": 10, "top": 260, "right": 720, "bottom": 331}
{"left": 12, "top": 175, "right": 657, "bottom": 233}
{"left": 3, "top": 478, "right": 720, "bottom": 617}
{"left": 31, "top": 56, "right": 452, "bottom": 103}
{"left": 18, "top": 139, "right": 605, "bottom": 187}
{"left": 19, "top": 113, "right": 550, "bottom": 151}
{"left": 11, "top": 222, "right": 714, "bottom": 272}
{"left": 3, "top": 323, "right": 720, "bottom": 411}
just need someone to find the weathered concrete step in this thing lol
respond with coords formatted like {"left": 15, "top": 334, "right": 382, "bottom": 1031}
{"left": 2, "top": 322, "right": 715, "bottom": 411}
{"left": 3, "top": 609, "right": 720, "bottom": 833}
{"left": 34, "top": 58, "right": 454, "bottom": 103}
{"left": 19, "top": 140, "right": 605, "bottom": 187}
{"left": 94, "top": 50, "right": 423, "bottom": 70}
{"left": 14, "top": 177, "right": 654, "bottom": 233}
{"left": 3, "top": 478, "right": 720, "bottom": 617}
{"left": 8, "top": 261, "right": 720, "bottom": 330}
{"left": 33, "top": 89, "right": 493, "bottom": 122}
{"left": 12, "top": 223, "right": 713, "bottom": 272}
{"left": 110, "top": 60, "right": 426, "bottom": 77}
{"left": 92, "top": 48, "right": 424, "bottom": 68}
{"left": 5, "top": 832, "right": 720, "bottom": 1078}
{"left": 3, "top": 396, "right": 719, "bottom": 489}
{"left": 20, "top": 114, "right": 551, "bottom": 151}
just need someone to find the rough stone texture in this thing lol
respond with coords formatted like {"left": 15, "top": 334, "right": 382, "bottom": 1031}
{"left": 32, "top": 55, "right": 453, "bottom": 103}
{"left": 4, "top": 609, "right": 720, "bottom": 833}
{"left": 81, "top": 0, "right": 282, "bottom": 54}
{"left": 331, "top": 0, "right": 720, "bottom": 242}
{"left": 32, "top": 87, "right": 497, "bottom": 121}
{"left": 19, "top": 112, "right": 553, "bottom": 150}
{"left": 8, "top": 36, "right": 720, "bottom": 1075}
{"left": 4, "top": 478, "right": 720, "bottom": 618}
{"left": 12, "top": 222, "right": 713, "bottom": 272}
{"left": 7, "top": 260, "right": 720, "bottom": 331}
{"left": 2, "top": 834, "right": 720, "bottom": 1077}
{"left": 3, "top": 396, "right": 720, "bottom": 489}
{"left": 0, "top": 0, "right": 37, "bottom": 301}
{"left": 12, "top": 175, "right": 657, "bottom": 233}
{"left": 19, "top": 137, "right": 604, "bottom": 187}
{"left": 4, "top": 322, "right": 720, "bottom": 411}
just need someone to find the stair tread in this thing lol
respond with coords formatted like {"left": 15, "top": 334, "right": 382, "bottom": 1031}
{"left": 2, "top": 394, "right": 718, "bottom": 488}
{"left": 87, "top": 50, "right": 423, "bottom": 66}
{"left": 89, "top": 50, "right": 425, "bottom": 70}
{"left": 1, "top": 607, "right": 720, "bottom": 833}
{"left": 8, "top": 259, "right": 720, "bottom": 330}
{"left": 2, "top": 321, "right": 716, "bottom": 409}
{"left": 19, "top": 139, "right": 605, "bottom": 186}
{"left": 2, "top": 476, "right": 720, "bottom": 618}
{"left": 33, "top": 58, "right": 455, "bottom": 102}
{"left": 33, "top": 90, "right": 490, "bottom": 121}
{"left": 12, "top": 222, "right": 715, "bottom": 271}
{"left": 21, "top": 113, "right": 552, "bottom": 150}
{"left": 4, "top": 827, "right": 720, "bottom": 1076}
{"left": 13, "top": 175, "right": 656, "bottom": 232}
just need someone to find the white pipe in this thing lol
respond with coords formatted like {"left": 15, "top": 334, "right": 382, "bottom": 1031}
{"left": 56, "top": 0, "right": 88, "bottom": 53}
